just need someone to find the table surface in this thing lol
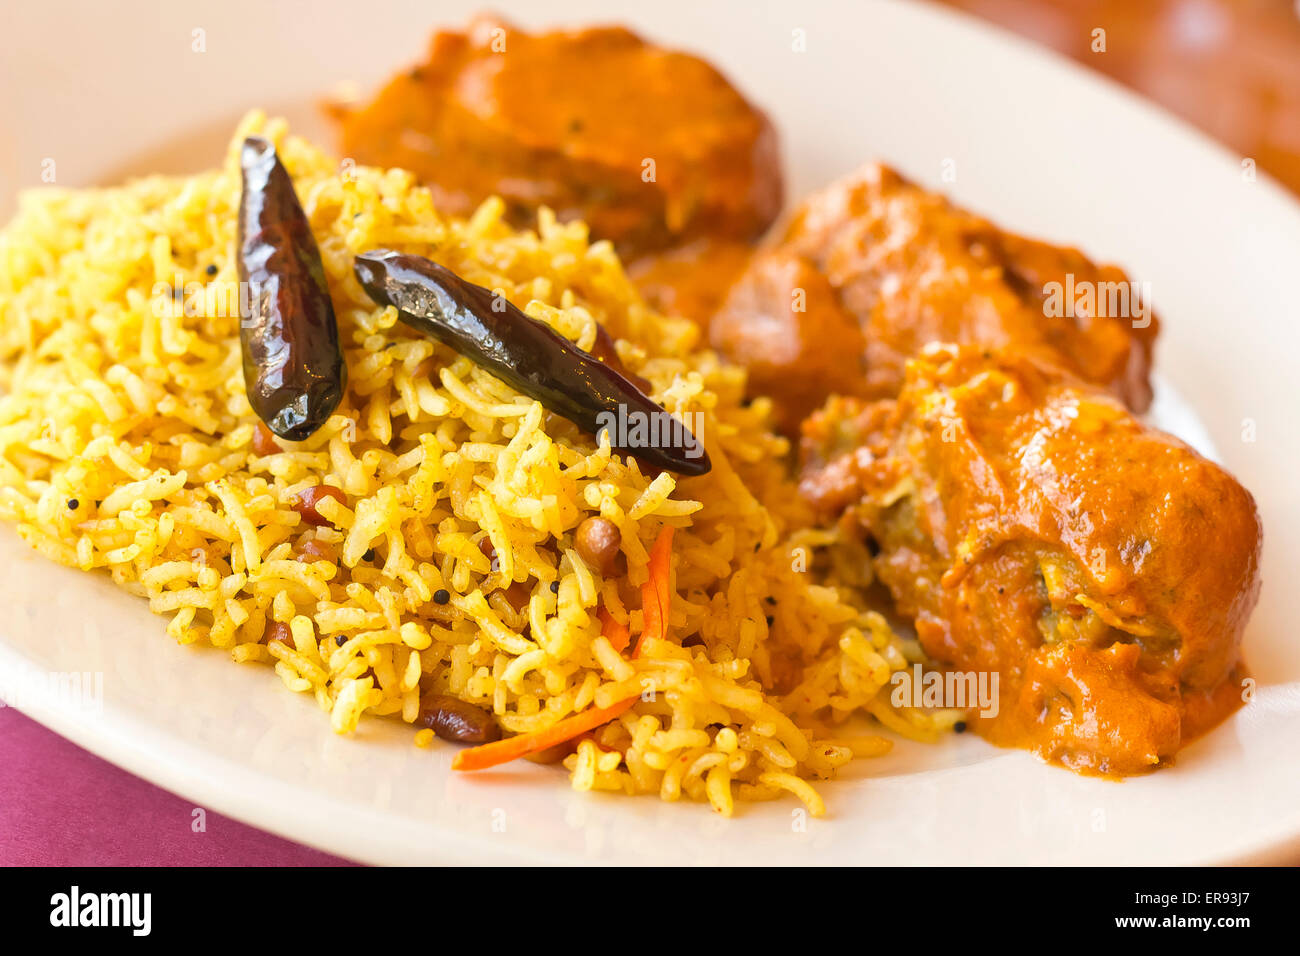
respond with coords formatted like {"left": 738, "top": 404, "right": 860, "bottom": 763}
{"left": 939, "top": 0, "right": 1300, "bottom": 196}
{"left": 6, "top": 0, "right": 1296, "bottom": 867}
{"left": 0, "top": 707, "right": 351, "bottom": 866}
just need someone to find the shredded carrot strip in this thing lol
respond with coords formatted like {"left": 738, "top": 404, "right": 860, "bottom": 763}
{"left": 451, "top": 697, "right": 636, "bottom": 771}
{"left": 598, "top": 606, "right": 630, "bottom": 654}
{"left": 634, "top": 525, "right": 674, "bottom": 657}
{"left": 452, "top": 524, "right": 675, "bottom": 773}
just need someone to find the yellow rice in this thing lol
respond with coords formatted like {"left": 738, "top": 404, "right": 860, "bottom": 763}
{"left": 0, "top": 112, "right": 957, "bottom": 816}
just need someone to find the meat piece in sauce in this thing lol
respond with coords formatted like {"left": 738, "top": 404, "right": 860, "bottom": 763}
{"left": 712, "top": 164, "right": 1159, "bottom": 429}
{"left": 624, "top": 237, "right": 755, "bottom": 328}
{"left": 709, "top": 248, "right": 867, "bottom": 433}
{"left": 334, "top": 16, "right": 783, "bottom": 257}
{"left": 799, "top": 345, "right": 1262, "bottom": 776}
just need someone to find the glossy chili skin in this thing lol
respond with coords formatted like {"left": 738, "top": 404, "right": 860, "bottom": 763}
{"left": 353, "top": 250, "right": 711, "bottom": 476}
{"left": 238, "top": 137, "right": 347, "bottom": 440}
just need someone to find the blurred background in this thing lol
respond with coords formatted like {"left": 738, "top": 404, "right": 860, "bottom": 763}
{"left": 938, "top": 0, "right": 1300, "bottom": 195}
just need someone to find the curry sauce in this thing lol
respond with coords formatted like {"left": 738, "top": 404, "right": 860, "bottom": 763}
{"left": 800, "top": 346, "right": 1263, "bottom": 775}
{"left": 334, "top": 15, "right": 782, "bottom": 259}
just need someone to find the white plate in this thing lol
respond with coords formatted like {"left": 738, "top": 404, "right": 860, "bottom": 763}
{"left": 2, "top": 0, "right": 1299, "bottom": 866}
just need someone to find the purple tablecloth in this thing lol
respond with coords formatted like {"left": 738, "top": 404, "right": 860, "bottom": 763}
{"left": 0, "top": 707, "right": 353, "bottom": 866}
